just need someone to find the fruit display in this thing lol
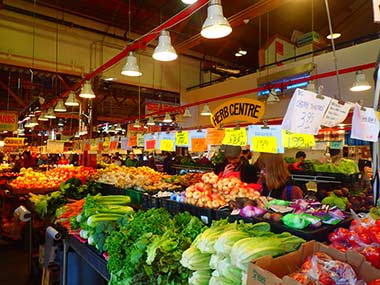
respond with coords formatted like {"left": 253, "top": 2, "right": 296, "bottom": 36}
{"left": 329, "top": 216, "right": 380, "bottom": 269}
{"left": 0, "top": 163, "right": 12, "bottom": 173}
{"left": 96, "top": 165, "right": 180, "bottom": 192}
{"left": 8, "top": 166, "right": 97, "bottom": 193}
{"left": 285, "top": 158, "right": 360, "bottom": 175}
{"left": 184, "top": 172, "right": 261, "bottom": 209}
{"left": 0, "top": 172, "right": 19, "bottom": 179}
{"left": 180, "top": 220, "right": 305, "bottom": 285}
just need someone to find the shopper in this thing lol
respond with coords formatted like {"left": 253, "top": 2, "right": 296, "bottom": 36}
{"left": 295, "top": 151, "right": 306, "bottom": 163}
{"left": 257, "top": 153, "right": 304, "bottom": 200}
{"left": 147, "top": 155, "right": 157, "bottom": 171}
{"left": 22, "top": 150, "right": 36, "bottom": 168}
{"left": 221, "top": 145, "right": 260, "bottom": 184}
{"left": 163, "top": 152, "right": 175, "bottom": 174}
{"left": 58, "top": 154, "right": 69, "bottom": 165}
{"left": 125, "top": 153, "right": 139, "bottom": 167}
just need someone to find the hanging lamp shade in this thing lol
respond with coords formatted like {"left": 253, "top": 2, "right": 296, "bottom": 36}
{"left": 79, "top": 81, "right": 96, "bottom": 99}
{"left": 38, "top": 111, "right": 49, "bottom": 121}
{"left": 29, "top": 111, "right": 35, "bottom": 117}
{"left": 46, "top": 107, "right": 57, "bottom": 118}
{"left": 57, "top": 119, "right": 64, "bottom": 127}
{"left": 350, "top": 70, "right": 371, "bottom": 92}
{"left": 266, "top": 89, "right": 280, "bottom": 104}
{"left": 183, "top": 107, "right": 192, "bottom": 118}
{"left": 54, "top": 99, "right": 67, "bottom": 112}
{"left": 201, "top": 0, "right": 232, "bottom": 39}
{"left": 121, "top": 51, "right": 142, "bottom": 77}
{"left": 115, "top": 124, "right": 123, "bottom": 131}
{"left": 200, "top": 103, "right": 212, "bottom": 116}
{"left": 182, "top": 0, "right": 198, "bottom": 3}
{"left": 30, "top": 116, "right": 39, "bottom": 127}
{"left": 65, "top": 91, "right": 79, "bottom": 106}
{"left": 74, "top": 132, "right": 80, "bottom": 138}
{"left": 163, "top": 112, "right": 172, "bottom": 123}
{"left": 152, "top": 30, "right": 178, "bottom": 62}
{"left": 24, "top": 119, "right": 32, "bottom": 128}
{"left": 147, "top": 117, "right": 155, "bottom": 126}
{"left": 133, "top": 119, "right": 141, "bottom": 128}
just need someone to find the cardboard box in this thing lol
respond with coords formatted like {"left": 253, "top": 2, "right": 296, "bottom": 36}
{"left": 247, "top": 240, "right": 380, "bottom": 285}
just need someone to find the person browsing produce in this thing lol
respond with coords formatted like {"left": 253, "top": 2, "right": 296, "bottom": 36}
{"left": 257, "top": 153, "right": 303, "bottom": 200}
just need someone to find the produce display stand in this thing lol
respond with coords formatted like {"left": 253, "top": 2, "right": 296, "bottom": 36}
{"left": 290, "top": 170, "right": 362, "bottom": 184}
{"left": 171, "top": 164, "right": 214, "bottom": 173}
{"left": 229, "top": 214, "right": 352, "bottom": 242}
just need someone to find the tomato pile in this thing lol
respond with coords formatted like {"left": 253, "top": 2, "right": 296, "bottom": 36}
{"left": 329, "top": 217, "right": 380, "bottom": 269}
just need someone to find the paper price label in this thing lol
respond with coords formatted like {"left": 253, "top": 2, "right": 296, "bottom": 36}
{"left": 176, "top": 131, "right": 189, "bottom": 146}
{"left": 128, "top": 136, "right": 137, "bottom": 147}
{"left": 252, "top": 136, "right": 278, "bottom": 153}
{"left": 222, "top": 128, "right": 247, "bottom": 146}
{"left": 145, "top": 140, "right": 156, "bottom": 150}
{"left": 330, "top": 140, "right": 344, "bottom": 149}
{"left": 137, "top": 134, "right": 144, "bottom": 147}
{"left": 374, "top": 0, "right": 380, "bottom": 22}
{"left": 160, "top": 139, "right": 174, "bottom": 151}
{"left": 191, "top": 138, "right": 207, "bottom": 152}
{"left": 282, "top": 131, "right": 315, "bottom": 149}
{"left": 206, "top": 128, "right": 225, "bottom": 145}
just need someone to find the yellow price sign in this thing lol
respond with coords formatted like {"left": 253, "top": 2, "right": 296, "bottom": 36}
{"left": 160, "top": 139, "right": 174, "bottom": 151}
{"left": 282, "top": 131, "right": 315, "bottom": 149}
{"left": 222, "top": 128, "right": 247, "bottom": 146}
{"left": 176, "top": 131, "right": 188, "bottom": 146}
{"left": 252, "top": 136, "right": 278, "bottom": 153}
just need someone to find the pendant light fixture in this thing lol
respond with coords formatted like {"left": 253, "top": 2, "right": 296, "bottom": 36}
{"left": 54, "top": 99, "right": 67, "bottom": 112}
{"left": 121, "top": 51, "right": 142, "bottom": 77}
{"left": 163, "top": 112, "right": 172, "bottom": 123}
{"left": 30, "top": 116, "right": 39, "bottom": 127}
{"left": 152, "top": 30, "right": 178, "bottom": 62}
{"left": 182, "top": 0, "right": 198, "bottom": 3}
{"left": 46, "top": 107, "right": 57, "bottom": 118}
{"left": 133, "top": 119, "right": 141, "bottom": 128}
{"left": 350, "top": 70, "right": 371, "bottom": 92}
{"left": 201, "top": 0, "right": 232, "bottom": 39}
{"left": 183, "top": 107, "right": 192, "bottom": 118}
{"left": 147, "top": 117, "right": 155, "bottom": 126}
{"left": 200, "top": 103, "right": 212, "bottom": 116}
{"left": 65, "top": 91, "right": 79, "bottom": 106}
{"left": 24, "top": 120, "right": 32, "bottom": 128}
{"left": 266, "top": 89, "right": 280, "bottom": 104}
{"left": 38, "top": 111, "right": 49, "bottom": 121}
{"left": 79, "top": 81, "right": 96, "bottom": 99}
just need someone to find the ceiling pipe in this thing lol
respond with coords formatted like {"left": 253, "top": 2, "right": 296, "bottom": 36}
{"left": 42, "top": 0, "right": 210, "bottom": 110}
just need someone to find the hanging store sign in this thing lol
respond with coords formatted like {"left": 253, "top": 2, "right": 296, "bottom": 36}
{"left": 4, "top": 137, "right": 25, "bottom": 146}
{"left": 0, "top": 111, "right": 18, "bottom": 132}
{"left": 210, "top": 99, "right": 265, "bottom": 128}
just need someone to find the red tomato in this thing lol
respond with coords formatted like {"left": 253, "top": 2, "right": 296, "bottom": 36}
{"left": 361, "top": 247, "right": 380, "bottom": 269}
{"left": 368, "top": 279, "right": 380, "bottom": 285}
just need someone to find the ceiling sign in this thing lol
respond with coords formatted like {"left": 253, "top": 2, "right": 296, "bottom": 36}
{"left": 210, "top": 98, "right": 265, "bottom": 128}
{"left": 0, "top": 111, "right": 18, "bottom": 132}
{"left": 4, "top": 137, "right": 25, "bottom": 146}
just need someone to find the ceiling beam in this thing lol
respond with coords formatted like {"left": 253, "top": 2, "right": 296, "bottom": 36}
{"left": 0, "top": 80, "right": 28, "bottom": 108}
{"left": 176, "top": 0, "right": 292, "bottom": 52}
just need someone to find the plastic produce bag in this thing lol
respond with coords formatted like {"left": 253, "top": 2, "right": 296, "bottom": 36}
{"left": 282, "top": 213, "right": 311, "bottom": 229}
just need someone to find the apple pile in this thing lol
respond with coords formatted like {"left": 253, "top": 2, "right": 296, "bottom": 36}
{"left": 184, "top": 172, "right": 261, "bottom": 209}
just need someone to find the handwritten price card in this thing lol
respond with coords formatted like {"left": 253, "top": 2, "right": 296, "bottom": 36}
{"left": 282, "top": 131, "right": 316, "bottom": 149}
{"left": 374, "top": 0, "right": 380, "bottom": 22}
{"left": 282, "top": 88, "right": 331, "bottom": 135}
{"left": 188, "top": 129, "right": 207, "bottom": 151}
{"left": 109, "top": 136, "right": 119, "bottom": 150}
{"left": 83, "top": 139, "right": 90, "bottom": 152}
{"left": 175, "top": 131, "right": 189, "bottom": 147}
{"left": 321, "top": 99, "right": 354, "bottom": 127}
{"left": 351, "top": 103, "right": 380, "bottom": 142}
{"left": 128, "top": 135, "right": 137, "bottom": 147}
{"left": 252, "top": 136, "right": 278, "bottom": 153}
{"left": 330, "top": 140, "right": 344, "bottom": 149}
{"left": 97, "top": 138, "right": 104, "bottom": 151}
{"left": 247, "top": 125, "right": 284, "bottom": 153}
{"left": 90, "top": 139, "right": 97, "bottom": 152}
{"left": 103, "top": 137, "right": 110, "bottom": 151}
{"left": 191, "top": 138, "right": 207, "bottom": 152}
{"left": 160, "top": 140, "right": 174, "bottom": 152}
{"left": 222, "top": 128, "right": 247, "bottom": 146}
{"left": 137, "top": 134, "right": 144, "bottom": 147}
{"left": 206, "top": 128, "right": 225, "bottom": 145}
{"left": 120, "top": 137, "right": 129, "bottom": 150}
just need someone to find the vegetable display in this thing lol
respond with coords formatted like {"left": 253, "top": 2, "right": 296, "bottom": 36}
{"left": 181, "top": 220, "right": 305, "bottom": 285}
{"left": 97, "top": 165, "right": 180, "bottom": 192}
{"left": 105, "top": 208, "right": 206, "bottom": 285}
{"left": 184, "top": 172, "right": 261, "bottom": 209}
{"left": 60, "top": 178, "right": 102, "bottom": 199}
{"left": 29, "top": 191, "right": 67, "bottom": 219}
{"left": 329, "top": 216, "right": 380, "bottom": 269}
